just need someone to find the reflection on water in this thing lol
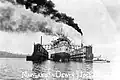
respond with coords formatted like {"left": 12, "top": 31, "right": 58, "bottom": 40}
{"left": 30, "top": 61, "right": 93, "bottom": 80}
{"left": 0, "top": 58, "right": 32, "bottom": 80}
{"left": 0, "top": 58, "right": 111, "bottom": 80}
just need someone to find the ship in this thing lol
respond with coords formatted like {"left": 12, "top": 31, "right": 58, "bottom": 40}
{"left": 93, "top": 58, "right": 110, "bottom": 63}
{"left": 49, "top": 33, "right": 94, "bottom": 62}
{"left": 93, "top": 55, "right": 110, "bottom": 63}
{"left": 50, "top": 35, "right": 71, "bottom": 62}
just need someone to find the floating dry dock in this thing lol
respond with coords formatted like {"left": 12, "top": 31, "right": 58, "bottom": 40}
{"left": 70, "top": 45, "right": 93, "bottom": 62}
{"left": 26, "top": 43, "right": 48, "bottom": 62}
{"left": 26, "top": 36, "right": 94, "bottom": 62}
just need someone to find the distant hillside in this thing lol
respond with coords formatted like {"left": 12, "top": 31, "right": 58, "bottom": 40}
{"left": 0, "top": 51, "right": 28, "bottom": 58}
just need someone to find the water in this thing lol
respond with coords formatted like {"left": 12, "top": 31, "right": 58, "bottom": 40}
{"left": 0, "top": 58, "right": 111, "bottom": 80}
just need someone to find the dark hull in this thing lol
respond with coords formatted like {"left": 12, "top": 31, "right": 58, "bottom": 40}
{"left": 50, "top": 52, "right": 70, "bottom": 62}
{"left": 26, "top": 55, "right": 48, "bottom": 61}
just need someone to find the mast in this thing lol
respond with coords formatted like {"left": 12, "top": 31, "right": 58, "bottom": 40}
{"left": 81, "top": 36, "right": 84, "bottom": 48}
{"left": 41, "top": 36, "right": 42, "bottom": 45}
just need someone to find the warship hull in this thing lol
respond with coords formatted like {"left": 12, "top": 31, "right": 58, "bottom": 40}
{"left": 50, "top": 52, "right": 70, "bottom": 62}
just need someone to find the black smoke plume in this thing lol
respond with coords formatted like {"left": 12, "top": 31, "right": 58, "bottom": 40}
{"left": 16, "top": 0, "right": 83, "bottom": 35}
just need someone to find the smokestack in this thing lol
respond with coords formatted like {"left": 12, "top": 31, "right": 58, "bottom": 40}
{"left": 81, "top": 36, "right": 84, "bottom": 48}
{"left": 41, "top": 36, "right": 42, "bottom": 45}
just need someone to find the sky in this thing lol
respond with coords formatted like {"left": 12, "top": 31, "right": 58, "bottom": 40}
{"left": 0, "top": 0, "right": 119, "bottom": 60}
